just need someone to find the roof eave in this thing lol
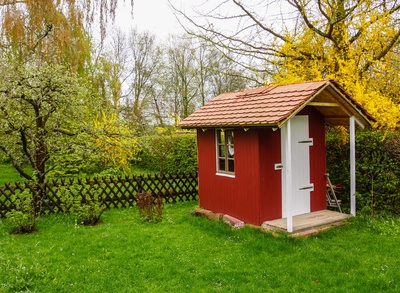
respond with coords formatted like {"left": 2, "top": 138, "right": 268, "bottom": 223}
{"left": 179, "top": 123, "right": 280, "bottom": 129}
{"left": 276, "top": 82, "right": 332, "bottom": 128}
{"left": 327, "top": 81, "right": 375, "bottom": 127}
{"left": 277, "top": 81, "right": 375, "bottom": 128}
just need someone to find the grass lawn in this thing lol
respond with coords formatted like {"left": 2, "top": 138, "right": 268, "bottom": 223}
{"left": 0, "top": 164, "right": 30, "bottom": 186}
{"left": 1, "top": 202, "right": 399, "bottom": 292}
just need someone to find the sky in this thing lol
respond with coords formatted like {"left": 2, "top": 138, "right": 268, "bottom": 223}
{"left": 114, "top": 0, "right": 292, "bottom": 41}
{"left": 115, "top": 0, "right": 198, "bottom": 39}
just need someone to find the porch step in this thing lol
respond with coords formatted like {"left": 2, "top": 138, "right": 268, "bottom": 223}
{"left": 261, "top": 210, "right": 351, "bottom": 234}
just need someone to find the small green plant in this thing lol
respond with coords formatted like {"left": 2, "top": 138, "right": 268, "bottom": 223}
{"left": 6, "top": 189, "right": 41, "bottom": 234}
{"left": 136, "top": 192, "right": 164, "bottom": 222}
{"left": 61, "top": 185, "right": 105, "bottom": 225}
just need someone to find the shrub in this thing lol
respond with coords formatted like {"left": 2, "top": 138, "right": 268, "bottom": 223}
{"left": 0, "top": 151, "right": 9, "bottom": 163}
{"left": 48, "top": 133, "right": 105, "bottom": 177}
{"left": 136, "top": 192, "right": 164, "bottom": 222}
{"left": 6, "top": 189, "right": 41, "bottom": 234}
{"left": 164, "top": 134, "right": 198, "bottom": 173}
{"left": 326, "top": 128, "right": 400, "bottom": 215}
{"left": 135, "top": 132, "right": 197, "bottom": 174}
{"left": 60, "top": 185, "right": 105, "bottom": 225}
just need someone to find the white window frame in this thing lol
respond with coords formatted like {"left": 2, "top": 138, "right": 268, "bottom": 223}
{"left": 215, "top": 129, "right": 235, "bottom": 177}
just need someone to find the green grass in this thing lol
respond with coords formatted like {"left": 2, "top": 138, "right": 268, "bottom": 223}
{"left": 0, "top": 202, "right": 399, "bottom": 292}
{"left": 0, "top": 164, "right": 30, "bottom": 185}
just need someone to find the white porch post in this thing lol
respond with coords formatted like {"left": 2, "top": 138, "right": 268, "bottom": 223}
{"left": 350, "top": 116, "right": 356, "bottom": 216}
{"left": 286, "top": 119, "right": 293, "bottom": 232}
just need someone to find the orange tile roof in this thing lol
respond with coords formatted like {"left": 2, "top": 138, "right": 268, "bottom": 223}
{"left": 179, "top": 80, "right": 330, "bottom": 128}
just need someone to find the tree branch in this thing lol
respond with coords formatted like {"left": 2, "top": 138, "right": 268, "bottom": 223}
{"left": 362, "top": 29, "right": 400, "bottom": 73}
{"left": 232, "top": 0, "right": 290, "bottom": 43}
{"left": 0, "top": 145, "right": 33, "bottom": 181}
{"left": 19, "top": 128, "right": 35, "bottom": 168}
{"left": 31, "top": 24, "right": 54, "bottom": 52}
{"left": 288, "top": 0, "right": 333, "bottom": 40}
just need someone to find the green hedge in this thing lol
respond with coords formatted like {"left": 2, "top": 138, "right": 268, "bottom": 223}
{"left": 326, "top": 129, "right": 400, "bottom": 215}
{"left": 135, "top": 133, "right": 197, "bottom": 174}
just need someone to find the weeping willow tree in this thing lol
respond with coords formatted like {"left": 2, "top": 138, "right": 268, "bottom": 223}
{"left": 0, "top": 0, "right": 133, "bottom": 72}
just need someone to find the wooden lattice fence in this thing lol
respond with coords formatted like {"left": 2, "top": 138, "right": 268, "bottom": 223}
{"left": 0, "top": 172, "right": 198, "bottom": 218}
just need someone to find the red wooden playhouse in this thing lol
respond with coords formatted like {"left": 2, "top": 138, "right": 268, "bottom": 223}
{"left": 179, "top": 80, "right": 374, "bottom": 231}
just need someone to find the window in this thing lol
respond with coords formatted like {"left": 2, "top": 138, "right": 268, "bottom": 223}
{"left": 216, "top": 129, "right": 234, "bottom": 174}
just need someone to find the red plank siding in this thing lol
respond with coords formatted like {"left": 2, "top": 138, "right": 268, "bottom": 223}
{"left": 197, "top": 128, "right": 262, "bottom": 225}
{"left": 259, "top": 128, "right": 282, "bottom": 222}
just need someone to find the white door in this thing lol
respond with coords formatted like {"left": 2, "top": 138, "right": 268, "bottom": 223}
{"left": 281, "top": 116, "right": 313, "bottom": 218}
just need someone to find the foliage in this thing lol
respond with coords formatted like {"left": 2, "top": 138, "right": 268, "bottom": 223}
{"left": 1, "top": 203, "right": 400, "bottom": 292}
{"left": 60, "top": 185, "right": 105, "bottom": 226}
{"left": 0, "top": 60, "right": 92, "bottom": 184}
{"left": 48, "top": 132, "right": 102, "bottom": 177}
{"left": 92, "top": 111, "right": 138, "bottom": 172}
{"left": 269, "top": 1, "right": 400, "bottom": 129}
{"left": 0, "top": 0, "right": 91, "bottom": 73}
{"left": 136, "top": 131, "right": 197, "bottom": 174}
{"left": 350, "top": 83, "right": 400, "bottom": 130}
{"left": 47, "top": 112, "right": 139, "bottom": 178}
{"left": 0, "top": 0, "right": 133, "bottom": 51}
{"left": 165, "top": 37, "right": 250, "bottom": 122}
{"left": 48, "top": 111, "right": 139, "bottom": 177}
{"left": 326, "top": 128, "right": 400, "bottom": 215}
{"left": 273, "top": 40, "right": 400, "bottom": 129}
{"left": 164, "top": 132, "right": 197, "bottom": 173}
{"left": 5, "top": 189, "right": 41, "bottom": 234}
{"left": 0, "top": 151, "right": 8, "bottom": 163}
{"left": 0, "top": 0, "right": 134, "bottom": 183}
{"left": 136, "top": 192, "right": 164, "bottom": 222}
{"left": 362, "top": 214, "right": 400, "bottom": 237}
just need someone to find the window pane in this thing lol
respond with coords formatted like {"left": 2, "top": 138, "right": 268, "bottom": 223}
{"left": 228, "top": 159, "right": 234, "bottom": 172}
{"left": 227, "top": 144, "right": 234, "bottom": 157}
{"left": 219, "top": 159, "right": 226, "bottom": 171}
{"left": 218, "top": 145, "right": 225, "bottom": 157}
{"left": 227, "top": 131, "right": 234, "bottom": 144}
{"left": 217, "top": 130, "right": 224, "bottom": 143}
{"left": 227, "top": 131, "right": 234, "bottom": 157}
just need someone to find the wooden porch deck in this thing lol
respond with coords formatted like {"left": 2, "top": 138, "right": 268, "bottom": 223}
{"left": 261, "top": 210, "right": 352, "bottom": 236}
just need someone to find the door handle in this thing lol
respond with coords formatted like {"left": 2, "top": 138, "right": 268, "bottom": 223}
{"left": 299, "top": 184, "right": 314, "bottom": 190}
{"left": 298, "top": 139, "right": 313, "bottom": 144}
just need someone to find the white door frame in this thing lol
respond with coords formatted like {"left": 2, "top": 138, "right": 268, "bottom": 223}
{"left": 281, "top": 115, "right": 313, "bottom": 232}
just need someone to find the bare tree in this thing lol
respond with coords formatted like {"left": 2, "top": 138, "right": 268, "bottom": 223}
{"left": 122, "top": 28, "right": 163, "bottom": 131}
{"left": 150, "top": 35, "right": 250, "bottom": 125}
{"left": 207, "top": 48, "right": 249, "bottom": 96}
{"left": 166, "top": 35, "right": 199, "bottom": 122}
